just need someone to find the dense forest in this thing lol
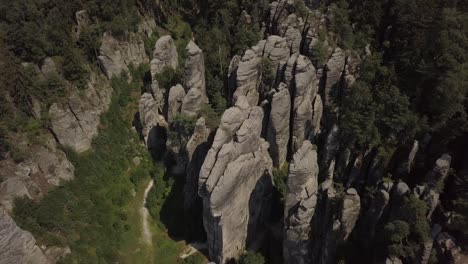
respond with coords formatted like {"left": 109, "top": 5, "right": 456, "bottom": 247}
{"left": 0, "top": 0, "right": 467, "bottom": 263}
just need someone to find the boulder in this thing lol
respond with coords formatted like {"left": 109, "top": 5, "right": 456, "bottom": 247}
{"left": 267, "top": 83, "right": 291, "bottom": 167}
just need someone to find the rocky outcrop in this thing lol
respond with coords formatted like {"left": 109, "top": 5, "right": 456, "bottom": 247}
{"left": 167, "top": 84, "right": 186, "bottom": 122}
{"left": 198, "top": 97, "right": 273, "bottom": 263}
{"left": 257, "top": 35, "right": 290, "bottom": 69}
{"left": 338, "top": 188, "right": 361, "bottom": 240}
{"left": 291, "top": 55, "right": 318, "bottom": 152}
{"left": 324, "top": 48, "right": 345, "bottom": 108}
{"left": 184, "top": 117, "right": 210, "bottom": 209}
{"left": 49, "top": 73, "right": 112, "bottom": 153}
{"left": 267, "top": 83, "right": 291, "bottom": 167}
{"left": 98, "top": 32, "right": 148, "bottom": 79}
{"left": 0, "top": 208, "right": 50, "bottom": 264}
{"left": 139, "top": 92, "right": 167, "bottom": 146}
{"left": 150, "top": 35, "right": 178, "bottom": 78}
{"left": 233, "top": 49, "right": 261, "bottom": 106}
{"left": 182, "top": 41, "right": 208, "bottom": 117}
{"left": 284, "top": 141, "right": 319, "bottom": 264}
{"left": 0, "top": 137, "right": 74, "bottom": 212}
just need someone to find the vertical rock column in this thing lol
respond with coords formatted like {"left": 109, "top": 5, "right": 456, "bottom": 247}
{"left": 182, "top": 41, "right": 208, "bottom": 117}
{"left": 198, "top": 96, "right": 273, "bottom": 263}
{"left": 283, "top": 141, "right": 319, "bottom": 264}
{"left": 267, "top": 83, "right": 291, "bottom": 167}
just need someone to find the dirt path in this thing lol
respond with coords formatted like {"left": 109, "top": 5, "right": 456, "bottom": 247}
{"left": 140, "top": 179, "right": 154, "bottom": 245}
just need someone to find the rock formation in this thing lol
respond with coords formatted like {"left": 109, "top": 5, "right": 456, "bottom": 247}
{"left": 198, "top": 96, "right": 273, "bottom": 263}
{"left": 233, "top": 49, "right": 262, "bottom": 106}
{"left": 0, "top": 136, "right": 74, "bottom": 212}
{"left": 0, "top": 208, "right": 50, "bottom": 264}
{"left": 167, "top": 84, "right": 186, "bottom": 122}
{"left": 283, "top": 141, "right": 319, "bottom": 264}
{"left": 257, "top": 35, "right": 290, "bottom": 69}
{"left": 291, "top": 55, "right": 318, "bottom": 152}
{"left": 182, "top": 41, "right": 208, "bottom": 117}
{"left": 267, "top": 83, "right": 291, "bottom": 167}
{"left": 49, "top": 73, "right": 112, "bottom": 153}
{"left": 150, "top": 35, "right": 178, "bottom": 78}
{"left": 139, "top": 92, "right": 167, "bottom": 147}
{"left": 324, "top": 48, "right": 345, "bottom": 108}
{"left": 98, "top": 33, "right": 148, "bottom": 79}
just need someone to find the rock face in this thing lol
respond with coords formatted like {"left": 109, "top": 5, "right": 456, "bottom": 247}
{"left": 139, "top": 92, "right": 167, "bottom": 147}
{"left": 291, "top": 55, "right": 318, "bottom": 152}
{"left": 283, "top": 141, "right": 319, "bottom": 264}
{"left": 338, "top": 188, "right": 361, "bottom": 240}
{"left": 167, "top": 84, "right": 186, "bottom": 122}
{"left": 184, "top": 117, "right": 210, "bottom": 210}
{"left": 198, "top": 97, "right": 273, "bottom": 263}
{"left": 267, "top": 83, "right": 291, "bottom": 167}
{"left": 150, "top": 35, "right": 178, "bottom": 77}
{"left": 98, "top": 33, "right": 148, "bottom": 79}
{"left": 49, "top": 73, "right": 112, "bottom": 153}
{"left": 233, "top": 49, "right": 261, "bottom": 106}
{"left": 324, "top": 48, "right": 345, "bottom": 107}
{"left": 182, "top": 41, "right": 208, "bottom": 116}
{"left": 0, "top": 208, "right": 50, "bottom": 264}
{"left": 257, "top": 35, "right": 290, "bottom": 69}
{"left": 0, "top": 140, "right": 74, "bottom": 212}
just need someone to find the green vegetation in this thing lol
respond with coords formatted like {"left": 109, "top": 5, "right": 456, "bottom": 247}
{"left": 272, "top": 162, "right": 289, "bottom": 203}
{"left": 237, "top": 251, "right": 265, "bottom": 264}
{"left": 154, "top": 66, "right": 184, "bottom": 90}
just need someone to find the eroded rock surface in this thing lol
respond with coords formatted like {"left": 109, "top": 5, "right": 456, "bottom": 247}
{"left": 0, "top": 208, "right": 50, "bottom": 264}
{"left": 233, "top": 50, "right": 261, "bottom": 106}
{"left": 182, "top": 41, "right": 208, "bottom": 117}
{"left": 267, "top": 83, "right": 291, "bottom": 167}
{"left": 98, "top": 33, "right": 148, "bottom": 79}
{"left": 284, "top": 141, "right": 319, "bottom": 264}
{"left": 49, "top": 73, "right": 112, "bottom": 153}
{"left": 167, "top": 84, "right": 186, "bottom": 122}
{"left": 199, "top": 97, "right": 273, "bottom": 263}
{"left": 151, "top": 35, "right": 178, "bottom": 77}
